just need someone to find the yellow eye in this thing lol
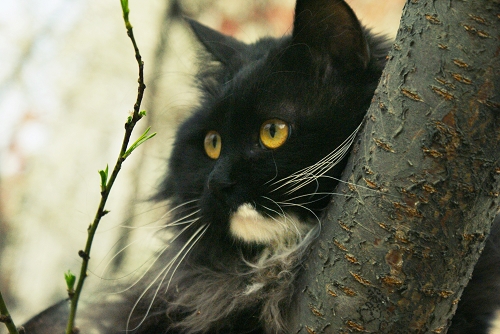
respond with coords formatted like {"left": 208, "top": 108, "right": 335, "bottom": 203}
{"left": 260, "top": 119, "right": 289, "bottom": 149}
{"left": 204, "top": 131, "right": 222, "bottom": 159}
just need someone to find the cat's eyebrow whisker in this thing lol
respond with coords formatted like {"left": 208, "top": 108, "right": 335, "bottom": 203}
{"left": 126, "top": 223, "right": 209, "bottom": 332}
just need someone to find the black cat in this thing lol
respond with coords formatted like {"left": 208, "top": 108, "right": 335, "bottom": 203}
{"left": 22, "top": 0, "right": 500, "bottom": 333}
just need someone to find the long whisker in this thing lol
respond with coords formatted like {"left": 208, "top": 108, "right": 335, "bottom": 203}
{"left": 271, "top": 122, "right": 362, "bottom": 194}
{"left": 94, "top": 202, "right": 201, "bottom": 281}
{"left": 280, "top": 192, "right": 352, "bottom": 206}
{"left": 274, "top": 201, "right": 321, "bottom": 224}
{"left": 168, "top": 218, "right": 201, "bottom": 243}
{"left": 126, "top": 223, "right": 209, "bottom": 332}
{"left": 258, "top": 197, "right": 303, "bottom": 238}
{"left": 97, "top": 238, "right": 146, "bottom": 280}
{"left": 99, "top": 200, "right": 199, "bottom": 233}
{"left": 135, "top": 200, "right": 199, "bottom": 229}
{"left": 164, "top": 224, "right": 210, "bottom": 290}
{"left": 164, "top": 211, "right": 201, "bottom": 227}
{"left": 318, "top": 175, "right": 399, "bottom": 199}
{"left": 109, "top": 217, "right": 200, "bottom": 294}
{"left": 260, "top": 196, "right": 287, "bottom": 217}
{"left": 111, "top": 243, "right": 171, "bottom": 295}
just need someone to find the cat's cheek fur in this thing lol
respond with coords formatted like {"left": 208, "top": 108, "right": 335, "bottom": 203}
{"left": 229, "top": 203, "right": 311, "bottom": 245}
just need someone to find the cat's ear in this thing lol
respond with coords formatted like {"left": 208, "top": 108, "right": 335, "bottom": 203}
{"left": 186, "top": 18, "right": 246, "bottom": 65}
{"left": 292, "top": 0, "right": 370, "bottom": 71}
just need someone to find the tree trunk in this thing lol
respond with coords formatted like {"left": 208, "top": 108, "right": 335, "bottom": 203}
{"left": 292, "top": 0, "right": 500, "bottom": 333}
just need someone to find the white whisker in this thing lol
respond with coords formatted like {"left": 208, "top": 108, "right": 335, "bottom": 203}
{"left": 280, "top": 191, "right": 351, "bottom": 206}
{"left": 115, "top": 200, "right": 199, "bottom": 231}
{"left": 164, "top": 224, "right": 209, "bottom": 290}
{"left": 168, "top": 218, "right": 200, "bottom": 243}
{"left": 271, "top": 122, "right": 362, "bottom": 194}
{"left": 164, "top": 210, "right": 201, "bottom": 227}
{"left": 111, "top": 243, "right": 171, "bottom": 295}
{"left": 260, "top": 196, "right": 286, "bottom": 217}
{"left": 97, "top": 238, "right": 145, "bottom": 280}
{"left": 274, "top": 201, "right": 320, "bottom": 224}
{"left": 318, "top": 175, "right": 399, "bottom": 199}
{"left": 126, "top": 224, "right": 209, "bottom": 332}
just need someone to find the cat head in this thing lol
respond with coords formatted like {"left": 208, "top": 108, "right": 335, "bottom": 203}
{"left": 159, "top": 0, "right": 388, "bottom": 247}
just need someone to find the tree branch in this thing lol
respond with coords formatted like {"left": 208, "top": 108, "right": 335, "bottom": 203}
{"left": 293, "top": 0, "right": 500, "bottom": 332}
{"left": 0, "top": 291, "right": 19, "bottom": 334}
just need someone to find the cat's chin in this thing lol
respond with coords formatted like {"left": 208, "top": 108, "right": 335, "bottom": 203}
{"left": 229, "top": 203, "right": 311, "bottom": 246}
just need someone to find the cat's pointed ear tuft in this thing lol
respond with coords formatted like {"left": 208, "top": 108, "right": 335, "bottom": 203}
{"left": 292, "top": 0, "right": 370, "bottom": 71}
{"left": 186, "top": 18, "right": 245, "bottom": 65}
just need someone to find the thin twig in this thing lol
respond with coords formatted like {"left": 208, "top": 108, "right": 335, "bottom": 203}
{"left": 65, "top": 1, "right": 154, "bottom": 333}
{"left": 111, "top": 0, "right": 182, "bottom": 272}
{"left": 0, "top": 291, "right": 19, "bottom": 334}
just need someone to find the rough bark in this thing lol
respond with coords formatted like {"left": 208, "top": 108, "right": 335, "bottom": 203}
{"left": 292, "top": 0, "right": 500, "bottom": 333}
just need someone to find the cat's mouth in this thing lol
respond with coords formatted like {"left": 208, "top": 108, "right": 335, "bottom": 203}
{"left": 229, "top": 203, "right": 311, "bottom": 245}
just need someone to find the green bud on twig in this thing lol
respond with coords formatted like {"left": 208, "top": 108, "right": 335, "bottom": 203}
{"left": 120, "top": 0, "right": 132, "bottom": 30}
{"left": 122, "top": 127, "right": 156, "bottom": 159}
{"left": 65, "top": 270, "right": 76, "bottom": 290}
{"left": 65, "top": 270, "right": 76, "bottom": 298}
{"left": 98, "top": 165, "right": 109, "bottom": 192}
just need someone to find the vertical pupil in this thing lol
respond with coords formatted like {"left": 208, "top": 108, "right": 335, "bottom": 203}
{"left": 269, "top": 124, "right": 276, "bottom": 138}
{"left": 212, "top": 135, "right": 217, "bottom": 148}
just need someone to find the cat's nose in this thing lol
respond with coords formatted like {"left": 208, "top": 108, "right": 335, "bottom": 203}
{"left": 207, "top": 163, "right": 236, "bottom": 198}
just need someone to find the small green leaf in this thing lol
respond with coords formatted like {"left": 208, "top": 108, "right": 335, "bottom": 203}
{"left": 139, "top": 110, "right": 147, "bottom": 117}
{"left": 98, "top": 165, "right": 109, "bottom": 192}
{"left": 120, "top": 0, "right": 132, "bottom": 30}
{"left": 122, "top": 127, "right": 156, "bottom": 159}
{"left": 65, "top": 270, "right": 76, "bottom": 291}
{"left": 120, "top": 0, "right": 129, "bottom": 15}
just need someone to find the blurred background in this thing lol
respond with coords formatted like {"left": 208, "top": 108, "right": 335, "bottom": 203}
{"left": 0, "top": 0, "right": 406, "bottom": 328}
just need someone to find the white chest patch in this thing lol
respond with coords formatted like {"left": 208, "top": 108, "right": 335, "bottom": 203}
{"left": 229, "top": 203, "right": 310, "bottom": 245}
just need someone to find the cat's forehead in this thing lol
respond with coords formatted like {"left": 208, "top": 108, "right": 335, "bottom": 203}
{"left": 213, "top": 61, "right": 304, "bottom": 120}
{"left": 211, "top": 84, "right": 299, "bottom": 126}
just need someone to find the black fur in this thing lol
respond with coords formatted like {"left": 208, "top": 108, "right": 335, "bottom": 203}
{"left": 448, "top": 215, "right": 500, "bottom": 334}
{"left": 22, "top": 1, "right": 500, "bottom": 333}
